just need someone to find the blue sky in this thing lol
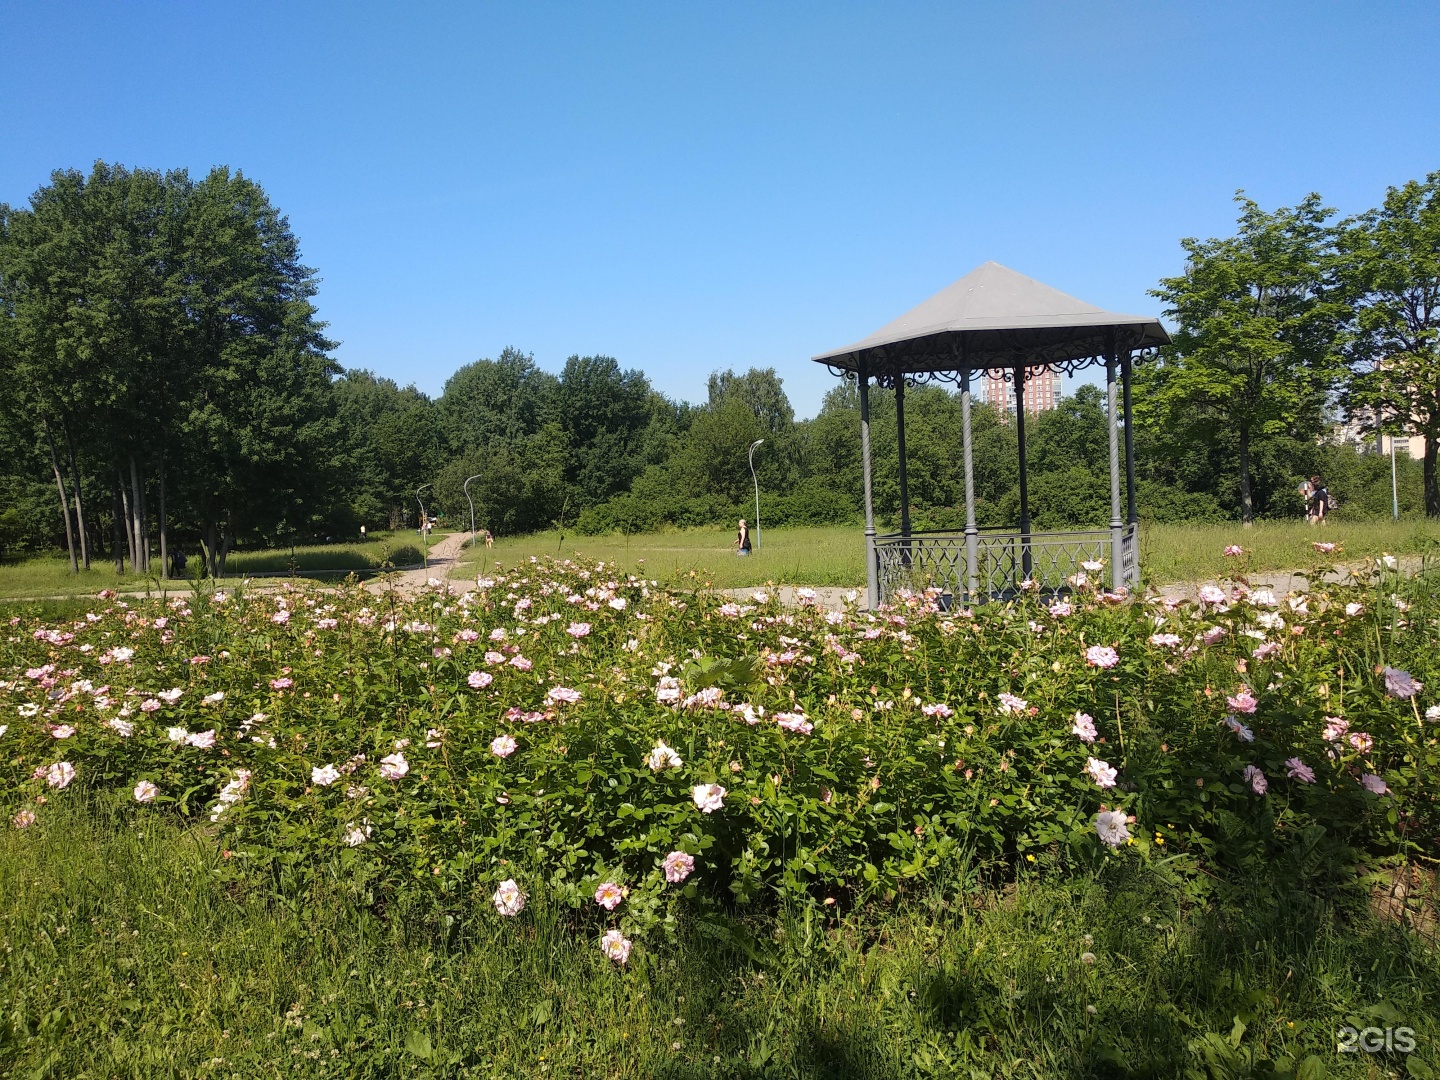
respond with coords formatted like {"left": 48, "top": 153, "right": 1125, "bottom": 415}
{"left": 3, "top": 2, "right": 1436, "bottom": 416}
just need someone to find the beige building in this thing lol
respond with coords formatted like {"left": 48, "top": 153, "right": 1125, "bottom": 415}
{"left": 1332, "top": 408, "right": 1428, "bottom": 460}
{"left": 1379, "top": 433, "right": 1427, "bottom": 460}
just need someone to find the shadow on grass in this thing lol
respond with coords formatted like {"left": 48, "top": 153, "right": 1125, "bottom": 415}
{"left": 3, "top": 802, "right": 1437, "bottom": 1078}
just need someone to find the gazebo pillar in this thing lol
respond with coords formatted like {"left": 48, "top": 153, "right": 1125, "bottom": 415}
{"left": 960, "top": 367, "right": 979, "bottom": 602}
{"left": 1014, "top": 367, "right": 1032, "bottom": 581}
{"left": 1106, "top": 349, "right": 1123, "bottom": 591}
{"left": 1121, "top": 350, "right": 1138, "bottom": 587}
{"left": 894, "top": 373, "right": 911, "bottom": 540}
{"left": 858, "top": 360, "right": 878, "bottom": 608}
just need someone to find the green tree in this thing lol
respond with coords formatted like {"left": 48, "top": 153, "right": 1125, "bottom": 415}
{"left": 1145, "top": 193, "right": 1349, "bottom": 524}
{"left": 438, "top": 348, "right": 557, "bottom": 455}
{"left": 553, "top": 355, "right": 654, "bottom": 507}
{"left": 334, "top": 371, "right": 443, "bottom": 530}
{"left": 1338, "top": 172, "right": 1440, "bottom": 517}
{"left": 169, "top": 167, "right": 338, "bottom": 573}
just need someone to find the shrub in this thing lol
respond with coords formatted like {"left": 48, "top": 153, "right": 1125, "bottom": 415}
{"left": 1, "top": 559, "right": 1435, "bottom": 960}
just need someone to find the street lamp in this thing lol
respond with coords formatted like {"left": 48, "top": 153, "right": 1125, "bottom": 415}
{"left": 1391, "top": 435, "right": 1401, "bottom": 521}
{"left": 416, "top": 484, "right": 433, "bottom": 569}
{"left": 748, "top": 439, "right": 764, "bottom": 551}
{"left": 463, "top": 474, "right": 482, "bottom": 551}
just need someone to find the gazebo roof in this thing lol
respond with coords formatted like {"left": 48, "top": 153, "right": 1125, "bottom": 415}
{"left": 813, "top": 261, "right": 1170, "bottom": 376}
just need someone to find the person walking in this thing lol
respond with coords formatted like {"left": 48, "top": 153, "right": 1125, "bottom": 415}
{"left": 1298, "top": 476, "right": 1316, "bottom": 523}
{"left": 1310, "top": 476, "right": 1332, "bottom": 525}
{"left": 735, "top": 518, "right": 752, "bottom": 556}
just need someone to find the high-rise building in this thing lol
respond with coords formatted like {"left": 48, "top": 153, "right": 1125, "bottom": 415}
{"left": 980, "top": 367, "right": 1062, "bottom": 421}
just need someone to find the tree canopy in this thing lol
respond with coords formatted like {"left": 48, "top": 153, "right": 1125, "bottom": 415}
{"left": 1, "top": 163, "right": 1436, "bottom": 573}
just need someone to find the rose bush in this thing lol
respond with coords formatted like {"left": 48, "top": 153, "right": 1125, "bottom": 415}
{"left": 1, "top": 558, "right": 1436, "bottom": 959}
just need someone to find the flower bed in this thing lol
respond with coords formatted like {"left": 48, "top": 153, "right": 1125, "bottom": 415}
{"left": 2, "top": 559, "right": 1436, "bottom": 964}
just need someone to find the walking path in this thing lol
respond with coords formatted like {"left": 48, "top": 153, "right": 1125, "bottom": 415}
{"left": 716, "top": 555, "right": 1431, "bottom": 611}
{"left": 2, "top": 546, "right": 1428, "bottom": 608}
{"left": 0, "top": 532, "right": 475, "bottom": 605}
{"left": 368, "top": 530, "right": 469, "bottom": 594}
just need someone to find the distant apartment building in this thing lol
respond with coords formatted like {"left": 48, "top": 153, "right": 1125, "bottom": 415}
{"left": 981, "top": 366, "right": 1062, "bottom": 421}
{"left": 1331, "top": 407, "right": 1428, "bottom": 460}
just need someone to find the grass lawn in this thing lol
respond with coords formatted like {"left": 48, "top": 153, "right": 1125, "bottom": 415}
{"left": 456, "top": 525, "right": 865, "bottom": 589}
{"left": 0, "top": 532, "right": 431, "bottom": 599}
{"left": 4, "top": 800, "right": 1435, "bottom": 1077}
{"left": 454, "top": 519, "right": 1440, "bottom": 590}
{"left": 1, "top": 519, "right": 1435, "bottom": 599}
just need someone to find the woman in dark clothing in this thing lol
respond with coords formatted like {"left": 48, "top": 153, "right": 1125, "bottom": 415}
{"left": 735, "top": 519, "right": 752, "bottom": 556}
{"left": 1310, "top": 477, "right": 1332, "bottom": 524}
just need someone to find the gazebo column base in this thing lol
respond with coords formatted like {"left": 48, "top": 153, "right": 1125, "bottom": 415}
{"left": 874, "top": 527, "right": 1136, "bottom": 606}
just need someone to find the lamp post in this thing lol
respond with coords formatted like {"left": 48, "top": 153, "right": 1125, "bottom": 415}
{"left": 416, "top": 484, "right": 432, "bottom": 569}
{"left": 748, "top": 439, "right": 764, "bottom": 551}
{"left": 1391, "top": 436, "right": 1400, "bottom": 521}
{"left": 463, "top": 474, "right": 482, "bottom": 551}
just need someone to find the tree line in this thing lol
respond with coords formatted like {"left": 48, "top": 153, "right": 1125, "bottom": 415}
{"left": 1, "top": 164, "right": 1436, "bottom": 574}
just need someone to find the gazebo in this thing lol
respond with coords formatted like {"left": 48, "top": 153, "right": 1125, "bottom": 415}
{"left": 813, "top": 262, "right": 1169, "bottom": 607}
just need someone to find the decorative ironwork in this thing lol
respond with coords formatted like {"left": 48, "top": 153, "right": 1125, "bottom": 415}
{"left": 873, "top": 525, "right": 1139, "bottom": 604}
{"left": 826, "top": 325, "right": 1159, "bottom": 381}
{"left": 854, "top": 344, "right": 1161, "bottom": 392}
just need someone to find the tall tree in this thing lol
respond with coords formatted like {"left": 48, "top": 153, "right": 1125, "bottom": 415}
{"left": 175, "top": 167, "right": 338, "bottom": 574}
{"left": 552, "top": 355, "right": 654, "bottom": 507}
{"left": 438, "top": 348, "right": 557, "bottom": 455}
{"left": 1145, "top": 193, "right": 1349, "bottom": 523}
{"left": 1338, "top": 172, "right": 1440, "bottom": 517}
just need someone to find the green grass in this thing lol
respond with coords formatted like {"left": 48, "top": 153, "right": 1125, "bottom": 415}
{"left": 0, "top": 533, "right": 431, "bottom": 599}
{"left": 1139, "top": 518, "right": 1440, "bottom": 585}
{"left": 3, "top": 800, "right": 1436, "bottom": 1077}
{"left": 4, "top": 519, "right": 1437, "bottom": 599}
{"left": 456, "top": 524, "right": 866, "bottom": 589}
{"left": 454, "top": 519, "right": 1440, "bottom": 591}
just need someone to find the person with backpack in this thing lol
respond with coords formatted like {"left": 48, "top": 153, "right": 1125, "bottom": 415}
{"left": 1310, "top": 476, "right": 1333, "bottom": 525}
{"left": 1298, "top": 477, "right": 1315, "bottom": 522}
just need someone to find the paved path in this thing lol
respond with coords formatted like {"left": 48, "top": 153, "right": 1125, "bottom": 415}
{"left": 0, "top": 532, "right": 476, "bottom": 605}
{"left": 370, "top": 530, "right": 469, "bottom": 594}
{"left": 1152, "top": 554, "right": 1428, "bottom": 602}
{"left": 718, "top": 585, "right": 856, "bottom": 611}
{"left": 3, "top": 548, "right": 1428, "bottom": 609}
{"left": 718, "top": 555, "right": 1430, "bottom": 611}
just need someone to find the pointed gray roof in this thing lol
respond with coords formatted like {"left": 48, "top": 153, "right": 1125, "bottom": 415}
{"left": 813, "top": 262, "right": 1169, "bottom": 376}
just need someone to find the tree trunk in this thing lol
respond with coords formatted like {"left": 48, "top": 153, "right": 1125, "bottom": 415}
{"left": 113, "top": 481, "right": 126, "bottom": 573}
{"left": 43, "top": 421, "right": 78, "bottom": 573}
{"left": 158, "top": 457, "right": 168, "bottom": 579}
{"left": 119, "top": 469, "right": 136, "bottom": 570}
{"left": 1237, "top": 424, "right": 1254, "bottom": 526}
{"left": 129, "top": 456, "right": 147, "bottom": 573}
{"left": 203, "top": 521, "right": 223, "bottom": 578}
{"left": 62, "top": 423, "right": 90, "bottom": 570}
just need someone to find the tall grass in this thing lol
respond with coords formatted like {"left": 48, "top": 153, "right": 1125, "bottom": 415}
{"left": 2, "top": 799, "right": 1435, "bottom": 1077}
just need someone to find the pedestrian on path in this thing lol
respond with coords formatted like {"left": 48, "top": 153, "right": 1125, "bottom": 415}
{"left": 735, "top": 519, "right": 752, "bottom": 556}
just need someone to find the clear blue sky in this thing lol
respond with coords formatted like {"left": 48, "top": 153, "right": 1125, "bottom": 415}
{"left": 3, "top": 2, "right": 1436, "bottom": 417}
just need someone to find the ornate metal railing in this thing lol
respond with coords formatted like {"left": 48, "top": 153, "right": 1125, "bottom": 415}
{"left": 873, "top": 524, "right": 1138, "bottom": 604}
